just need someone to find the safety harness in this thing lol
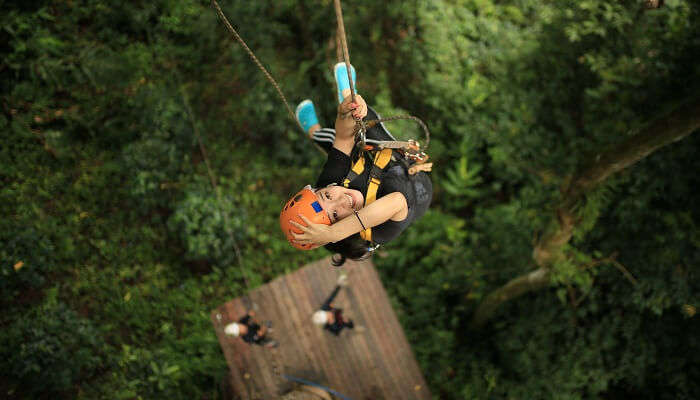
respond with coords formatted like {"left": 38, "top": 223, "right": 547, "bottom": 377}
{"left": 342, "top": 139, "right": 431, "bottom": 244}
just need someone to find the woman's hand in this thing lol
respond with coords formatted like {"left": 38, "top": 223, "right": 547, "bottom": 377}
{"left": 337, "top": 94, "right": 367, "bottom": 121}
{"left": 334, "top": 94, "right": 368, "bottom": 152}
{"left": 289, "top": 216, "right": 336, "bottom": 247}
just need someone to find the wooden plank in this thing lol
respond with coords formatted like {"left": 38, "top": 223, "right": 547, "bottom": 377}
{"left": 365, "top": 258, "right": 426, "bottom": 399}
{"left": 330, "top": 265, "right": 372, "bottom": 399}
{"left": 364, "top": 262, "right": 419, "bottom": 399}
{"left": 312, "top": 259, "right": 362, "bottom": 399}
{"left": 218, "top": 298, "right": 258, "bottom": 399}
{"left": 340, "top": 264, "right": 387, "bottom": 398}
{"left": 265, "top": 276, "right": 310, "bottom": 388}
{"left": 286, "top": 262, "right": 335, "bottom": 386}
{"left": 328, "top": 261, "right": 380, "bottom": 400}
{"left": 212, "top": 257, "right": 431, "bottom": 400}
{"left": 315, "top": 264, "right": 365, "bottom": 399}
{"left": 222, "top": 299, "right": 254, "bottom": 398}
{"left": 363, "top": 262, "right": 431, "bottom": 399}
{"left": 346, "top": 261, "right": 405, "bottom": 399}
{"left": 231, "top": 297, "right": 270, "bottom": 399}
{"left": 296, "top": 261, "right": 343, "bottom": 389}
{"left": 374, "top": 266, "right": 431, "bottom": 399}
{"left": 247, "top": 287, "right": 281, "bottom": 399}
{"left": 278, "top": 273, "right": 327, "bottom": 381}
{"left": 211, "top": 305, "right": 249, "bottom": 399}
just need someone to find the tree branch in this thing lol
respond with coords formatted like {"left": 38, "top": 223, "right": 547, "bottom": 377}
{"left": 471, "top": 97, "right": 700, "bottom": 328}
{"left": 471, "top": 268, "right": 549, "bottom": 328}
{"left": 564, "top": 98, "right": 700, "bottom": 203}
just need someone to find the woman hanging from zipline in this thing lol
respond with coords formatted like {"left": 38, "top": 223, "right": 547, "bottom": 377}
{"left": 280, "top": 63, "right": 433, "bottom": 265}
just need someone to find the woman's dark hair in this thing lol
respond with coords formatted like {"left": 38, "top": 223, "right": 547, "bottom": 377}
{"left": 324, "top": 234, "right": 369, "bottom": 266}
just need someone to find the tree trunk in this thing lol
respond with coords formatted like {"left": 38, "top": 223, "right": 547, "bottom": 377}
{"left": 471, "top": 268, "right": 550, "bottom": 328}
{"left": 471, "top": 98, "right": 700, "bottom": 328}
{"left": 643, "top": 0, "right": 664, "bottom": 10}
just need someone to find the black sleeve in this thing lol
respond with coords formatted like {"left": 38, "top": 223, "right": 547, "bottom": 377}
{"left": 321, "top": 285, "right": 341, "bottom": 311}
{"left": 315, "top": 148, "right": 352, "bottom": 188}
{"left": 238, "top": 314, "right": 251, "bottom": 324}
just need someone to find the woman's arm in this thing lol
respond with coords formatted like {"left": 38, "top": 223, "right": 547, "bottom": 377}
{"left": 321, "top": 285, "right": 341, "bottom": 310}
{"left": 333, "top": 94, "right": 367, "bottom": 155}
{"left": 291, "top": 192, "right": 408, "bottom": 246}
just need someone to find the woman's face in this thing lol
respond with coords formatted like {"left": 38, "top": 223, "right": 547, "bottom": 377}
{"left": 315, "top": 185, "right": 363, "bottom": 223}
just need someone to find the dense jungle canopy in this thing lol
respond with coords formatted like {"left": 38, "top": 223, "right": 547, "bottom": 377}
{"left": 2, "top": 0, "right": 699, "bottom": 398}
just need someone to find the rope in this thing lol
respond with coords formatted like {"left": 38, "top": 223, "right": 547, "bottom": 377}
{"left": 333, "top": 0, "right": 371, "bottom": 149}
{"left": 210, "top": 0, "right": 298, "bottom": 127}
{"left": 331, "top": 1, "right": 430, "bottom": 151}
{"left": 333, "top": 0, "right": 356, "bottom": 105}
{"left": 282, "top": 375, "right": 354, "bottom": 400}
{"left": 212, "top": 0, "right": 431, "bottom": 152}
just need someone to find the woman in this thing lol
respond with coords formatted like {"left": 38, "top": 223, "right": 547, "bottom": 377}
{"left": 281, "top": 63, "right": 432, "bottom": 265}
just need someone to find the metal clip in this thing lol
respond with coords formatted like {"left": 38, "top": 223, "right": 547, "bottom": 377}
{"left": 354, "top": 120, "right": 368, "bottom": 152}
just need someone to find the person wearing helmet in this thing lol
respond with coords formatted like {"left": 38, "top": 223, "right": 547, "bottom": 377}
{"left": 312, "top": 274, "right": 355, "bottom": 335}
{"left": 281, "top": 63, "right": 432, "bottom": 265}
{"left": 224, "top": 310, "right": 278, "bottom": 348}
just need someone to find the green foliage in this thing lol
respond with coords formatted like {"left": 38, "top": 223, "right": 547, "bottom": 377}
{"left": 572, "top": 180, "right": 618, "bottom": 242}
{"left": 2, "top": 0, "right": 699, "bottom": 398}
{"left": 168, "top": 183, "right": 246, "bottom": 266}
{"left": 550, "top": 246, "right": 596, "bottom": 298}
{"left": 376, "top": 210, "right": 480, "bottom": 396}
{"left": 0, "top": 300, "right": 105, "bottom": 396}
{"left": 441, "top": 155, "right": 484, "bottom": 211}
{"left": 0, "top": 228, "right": 55, "bottom": 301}
{"left": 120, "top": 90, "right": 197, "bottom": 211}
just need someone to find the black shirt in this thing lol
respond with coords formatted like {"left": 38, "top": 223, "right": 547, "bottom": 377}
{"left": 238, "top": 315, "right": 263, "bottom": 344}
{"left": 324, "top": 309, "right": 352, "bottom": 336}
{"left": 319, "top": 285, "right": 353, "bottom": 335}
{"left": 315, "top": 148, "right": 432, "bottom": 244}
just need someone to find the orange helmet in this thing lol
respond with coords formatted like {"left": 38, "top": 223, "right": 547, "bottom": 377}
{"left": 279, "top": 186, "right": 331, "bottom": 250}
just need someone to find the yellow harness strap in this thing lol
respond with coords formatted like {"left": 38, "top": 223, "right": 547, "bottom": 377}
{"left": 342, "top": 156, "right": 365, "bottom": 187}
{"left": 359, "top": 148, "right": 393, "bottom": 242}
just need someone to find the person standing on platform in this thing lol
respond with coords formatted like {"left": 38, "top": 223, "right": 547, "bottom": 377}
{"left": 224, "top": 310, "right": 278, "bottom": 348}
{"left": 312, "top": 274, "right": 360, "bottom": 335}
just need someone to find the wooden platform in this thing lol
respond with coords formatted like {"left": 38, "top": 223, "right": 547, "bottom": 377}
{"left": 211, "top": 257, "right": 431, "bottom": 400}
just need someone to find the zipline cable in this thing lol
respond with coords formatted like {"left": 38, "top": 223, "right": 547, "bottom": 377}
{"left": 333, "top": 0, "right": 357, "bottom": 106}
{"left": 210, "top": 0, "right": 298, "bottom": 128}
